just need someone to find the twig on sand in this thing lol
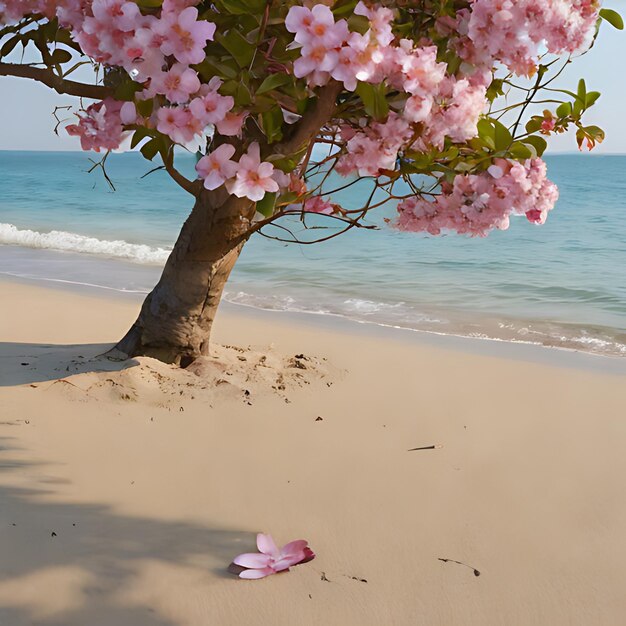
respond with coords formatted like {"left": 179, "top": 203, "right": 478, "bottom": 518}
{"left": 438, "top": 558, "right": 481, "bottom": 577}
{"left": 408, "top": 444, "right": 443, "bottom": 452}
{"left": 47, "top": 378, "right": 80, "bottom": 389}
{"left": 344, "top": 575, "right": 368, "bottom": 583}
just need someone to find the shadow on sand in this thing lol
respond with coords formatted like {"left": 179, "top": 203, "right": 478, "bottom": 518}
{"left": 0, "top": 436, "right": 255, "bottom": 626}
{"left": 0, "top": 342, "right": 138, "bottom": 387}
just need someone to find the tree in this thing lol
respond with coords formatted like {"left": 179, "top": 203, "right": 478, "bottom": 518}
{"left": 0, "top": 0, "right": 621, "bottom": 366}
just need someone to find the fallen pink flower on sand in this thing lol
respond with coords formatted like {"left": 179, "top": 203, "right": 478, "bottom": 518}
{"left": 232, "top": 533, "right": 315, "bottom": 579}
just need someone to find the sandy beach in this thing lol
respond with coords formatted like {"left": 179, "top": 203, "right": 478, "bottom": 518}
{"left": 0, "top": 277, "right": 625, "bottom": 625}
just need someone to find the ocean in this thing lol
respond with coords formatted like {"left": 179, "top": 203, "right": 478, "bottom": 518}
{"left": 0, "top": 150, "right": 625, "bottom": 357}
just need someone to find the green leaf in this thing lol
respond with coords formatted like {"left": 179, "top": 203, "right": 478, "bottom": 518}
{"left": 525, "top": 118, "right": 543, "bottom": 134}
{"left": 585, "top": 91, "right": 601, "bottom": 107}
{"left": 140, "top": 137, "right": 161, "bottom": 161}
{"left": 130, "top": 127, "right": 154, "bottom": 149}
{"left": 135, "top": 0, "right": 163, "bottom": 7}
{"left": 256, "top": 73, "right": 290, "bottom": 95}
{"left": 347, "top": 14, "right": 370, "bottom": 35}
{"left": 136, "top": 98, "right": 154, "bottom": 118}
{"left": 256, "top": 191, "right": 277, "bottom": 217}
{"left": 0, "top": 34, "right": 21, "bottom": 58}
{"left": 235, "top": 81, "right": 252, "bottom": 106}
{"left": 485, "top": 78, "right": 505, "bottom": 102}
{"left": 573, "top": 98, "right": 584, "bottom": 116}
{"left": 50, "top": 48, "right": 72, "bottom": 65}
{"left": 216, "top": 29, "right": 255, "bottom": 68}
{"left": 523, "top": 135, "right": 548, "bottom": 157}
{"left": 476, "top": 118, "right": 496, "bottom": 149}
{"left": 260, "top": 107, "right": 284, "bottom": 143}
{"left": 577, "top": 78, "right": 587, "bottom": 103}
{"left": 332, "top": 0, "right": 359, "bottom": 18}
{"left": 508, "top": 141, "right": 533, "bottom": 160}
{"left": 493, "top": 119, "right": 512, "bottom": 151}
{"left": 218, "top": 0, "right": 265, "bottom": 15}
{"left": 599, "top": 8, "right": 624, "bottom": 30}
{"left": 218, "top": 0, "right": 252, "bottom": 14}
{"left": 267, "top": 152, "right": 304, "bottom": 172}
{"left": 114, "top": 79, "right": 143, "bottom": 101}
{"left": 584, "top": 125, "right": 605, "bottom": 141}
{"left": 355, "top": 82, "right": 388, "bottom": 120}
{"left": 194, "top": 58, "right": 238, "bottom": 80}
{"left": 556, "top": 102, "right": 572, "bottom": 117}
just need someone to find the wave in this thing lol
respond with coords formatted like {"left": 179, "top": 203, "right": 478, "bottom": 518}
{"left": 223, "top": 290, "right": 626, "bottom": 357}
{"left": 0, "top": 223, "right": 171, "bottom": 264}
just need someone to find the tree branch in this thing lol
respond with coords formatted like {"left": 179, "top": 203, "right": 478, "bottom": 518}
{"left": 164, "top": 161, "right": 202, "bottom": 196}
{"left": 274, "top": 80, "right": 343, "bottom": 156}
{"left": 0, "top": 62, "right": 113, "bottom": 99}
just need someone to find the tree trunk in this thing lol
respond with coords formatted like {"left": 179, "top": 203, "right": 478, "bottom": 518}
{"left": 112, "top": 188, "right": 254, "bottom": 366}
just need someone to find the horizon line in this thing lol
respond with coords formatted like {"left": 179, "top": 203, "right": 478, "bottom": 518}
{"left": 2, "top": 148, "right": 626, "bottom": 157}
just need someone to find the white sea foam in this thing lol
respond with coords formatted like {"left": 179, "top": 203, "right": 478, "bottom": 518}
{"left": 0, "top": 223, "right": 170, "bottom": 264}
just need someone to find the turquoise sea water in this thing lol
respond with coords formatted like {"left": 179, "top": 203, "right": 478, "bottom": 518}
{"left": 0, "top": 150, "right": 625, "bottom": 356}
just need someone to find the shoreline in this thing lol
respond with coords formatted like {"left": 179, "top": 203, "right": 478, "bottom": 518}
{"left": 2, "top": 273, "right": 625, "bottom": 375}
{"left": 2, "top": 232, "right": 625, "bottom": 360}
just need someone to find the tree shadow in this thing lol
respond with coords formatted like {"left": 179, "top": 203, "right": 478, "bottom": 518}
{"left": 0, "top": 342, "right": 138, "bottom": 387}
{"left": 0, "top": 437, "right": 256, "bottom": 625}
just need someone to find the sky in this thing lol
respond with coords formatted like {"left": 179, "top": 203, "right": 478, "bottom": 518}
{"left": 0, "top": 3, "right": 624, "bottom": 153}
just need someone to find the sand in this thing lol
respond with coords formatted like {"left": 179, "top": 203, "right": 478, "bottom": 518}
{"left": 0, "top": 277, "right": 625, "bottom": 625}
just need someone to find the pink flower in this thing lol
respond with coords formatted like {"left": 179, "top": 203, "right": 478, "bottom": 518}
{"left": 227, "top": 142, "right": 279, "bottom": 202}
{"left": 304, "top": 195, "right": 334, "bottom": 215}
{"left": 189, "top": 86, "right": 234, "bottom": 126}
{"left": 294, "top": 44, "right": 339, "bottom": 79}
{"left": 232, "top": 533, "right": 315, "bottom": 580}
{"left": 286, "top": 5, "right": 346, "bottom": 48}
{"left": 148, "top": 63, "right": 200, "bottom": 104}
{"left": 215, "top": 111, "right": 246, "bottom": 136}
{"left": 395, "top": 157, "right": 559, "bottom": 236}
{"left": 156, "top": 105, "right": 200, "bottom": 144}
{"left": 66, "top": 98, "right": 126, "bottom": 152}
{"left": 157, "top": 6, "right": 215, "bottom": 65}
{"left": 91, "top": 0, "right": 140, "bottom": 32}
{"left": 195, "top": 144, "right": 238, "bottom": 190}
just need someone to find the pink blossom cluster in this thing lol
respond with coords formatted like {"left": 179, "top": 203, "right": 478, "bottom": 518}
{"left": 284, "top": 0, "right": 597, "bottom": 175}
{"left": 155, "top": 77, "right": 242, "bottom": 146}
{"left": 456, "top": 0, "right": 599, "bottom": 76}
{"left": 285, "top": 2, "right": 396, "bottom": 90}
{"left": 0, "top": 0, "right": 237, "bottom": 151}
{"left": 395, "top": 158, "right": 559, "bottom": 237}
{"left": 70, "top": 0, "right": 222, "bottom": 146}
{"left": 286, "top": 3, "right": 488, "bottom": 172}
{"left": 0, "top": 0, "right": 56, "bottom": 22}
{"left": 66, "top": 98, "right": 135, "bottom": 152}
{"left": 303, "top": 195, "right": 335, "bottom": 215}
{"left": 195, "top": 142, "right": 281, "bottom": 202}
{"left": 70, "top": 1, "right": 214, "bottom": 80}
{"left": 336, "top": 112, "right": 411, "bottom": 177}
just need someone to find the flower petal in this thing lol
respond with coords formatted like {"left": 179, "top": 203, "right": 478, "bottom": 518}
{"left": 257, "top": 533, "right": 279, "bottom": 557}
{"left": 280, "top": 540, "right": 308, "bottom": 556}
{"left": 299, "top": 547, "right": 316, "bottom": 564}
{"left": 232, "top": 553, "right": 272, "bottom": 569}
{"left": 273, "top": 556, "right": 300, "bottom": 572}
{"left": 239, "top": 567, "right": 274, "bottom": 580}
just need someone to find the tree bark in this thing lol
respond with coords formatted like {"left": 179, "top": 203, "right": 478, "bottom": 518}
{"left": 111, "top": 81, "right": 343, "bottom": 366}
{"left": 112, "top": 188, "right": 254, "bottom": 366}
